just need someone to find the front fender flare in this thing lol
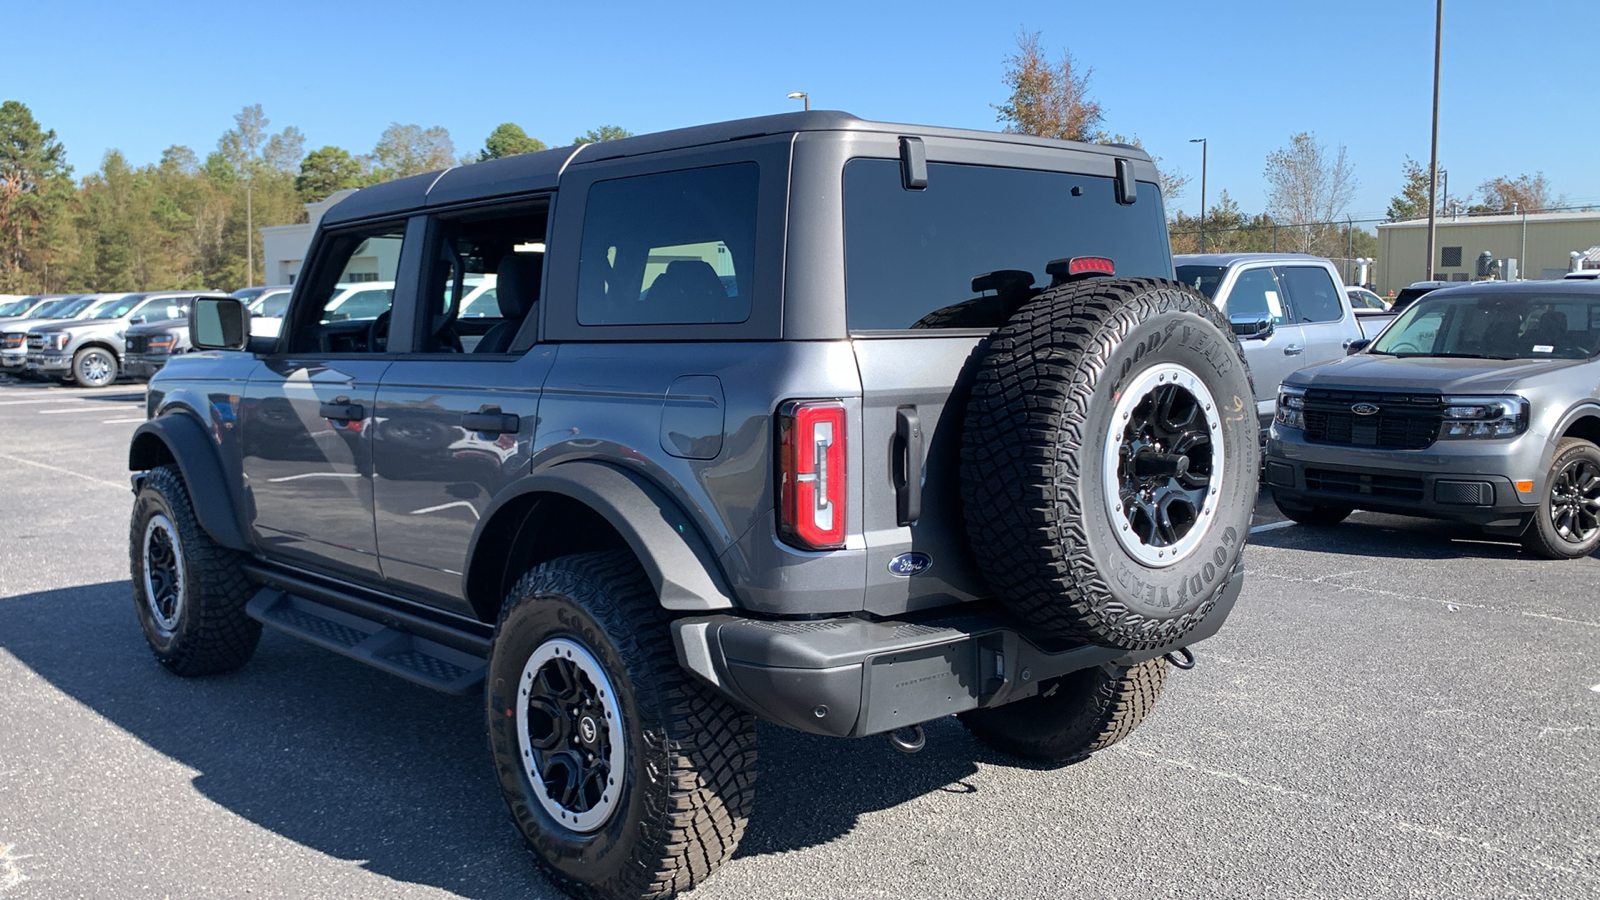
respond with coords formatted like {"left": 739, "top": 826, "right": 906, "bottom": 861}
{"left": 474, "top": 461, "right": 736, "bottom": 611}
{"left": 128, "top": 414, "right": 249, "bottom": 551}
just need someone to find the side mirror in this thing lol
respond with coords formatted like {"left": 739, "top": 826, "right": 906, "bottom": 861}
{"left": 190, "top": 298, "right": 251, "bottom": 351}
{"left": 1345, "top": 338, "right": 1372, "bottom": 355}
{"left": 1230, "top": 314, "right": 1274, "bottom": 341}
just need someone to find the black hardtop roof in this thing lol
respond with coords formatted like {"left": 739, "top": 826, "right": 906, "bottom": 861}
{"left": 321, "top": 110, "right": 1154, "bottom": 227}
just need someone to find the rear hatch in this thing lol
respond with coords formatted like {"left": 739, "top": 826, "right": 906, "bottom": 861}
{"left": 840, "top": 157, "right": 1173, "bottom": 615}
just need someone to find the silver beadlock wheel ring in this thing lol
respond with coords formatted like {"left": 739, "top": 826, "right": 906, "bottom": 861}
{"left": 1101, "top": 362, "right": 1225, "bottom": 568}
{"left": 516, "top": 637, "right": 625, "bottom": 834}
{"left": 142, "top": 513, "right": 185, "bottom": 632}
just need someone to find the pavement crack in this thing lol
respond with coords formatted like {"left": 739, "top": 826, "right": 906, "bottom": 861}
{"left": 1253, "top": 569, "right": 1600, "bottom": 629}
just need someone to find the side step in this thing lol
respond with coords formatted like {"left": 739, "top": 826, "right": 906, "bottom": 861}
{"left": 246, "top": 589, "right": 488, "bottom": 694}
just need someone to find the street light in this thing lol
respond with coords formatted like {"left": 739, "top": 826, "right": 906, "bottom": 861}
{"left": 1189, "top": 138, "right": 1208, "bottom": 253}
{"left": 786, "top": 91, "right": 810, "bottom": 111}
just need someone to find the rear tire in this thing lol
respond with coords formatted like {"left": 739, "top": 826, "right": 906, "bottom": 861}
{"left": 961, "top": 277, "right": 1258, "bottom": 650}
{"left": 1521, "top": 438, "right": 1600, "bottom": 559}
{"left": 959, "top": 658, "right": 1170, "bottom": 762}
{"left": 130, "top": 465, "right": 261, "bottom": 675}
{"left": 486, "top": 551, "right": 757, "bottom": 900}
{"left": 1272, "top": 493, "right": 1353, "bottom": 526}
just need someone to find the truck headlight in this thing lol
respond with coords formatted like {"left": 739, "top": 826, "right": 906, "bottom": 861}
{"left": 47, "top": 333, "right": 71, "bottom": 350}
{"left": 149, "top": 334, "right": 177, "bottom": 352}
{"left": 1275, "top": 385, "right": 1306, "bottom": 430}
{"left": 1438, "top": 395, "right": 1528, "bottom": 439}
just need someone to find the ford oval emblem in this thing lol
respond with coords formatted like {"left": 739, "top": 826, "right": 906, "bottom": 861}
{"left": 888, "top": 552, "right": 933, "bottom": 577}
{"left": 1351, "top": 403, "right": 1380, "bottom": 416}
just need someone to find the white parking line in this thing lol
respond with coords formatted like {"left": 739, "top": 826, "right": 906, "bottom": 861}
{"left": 0, "top": 397, "right": 83, "bottom": 406}
{"left": 0, "top": 453, "right": 127, "bottom": 490}
{"left": 1591, "top": 684, "right": 1600, "bottom": 694}
{"left": 1250, "top": 520, "right": 1296, "bottom": 534}
{"left": 38, "top": 406, "right": 136, "bottom": 415}
{"left": 102, "top": 417, "right": 146, "bottom": 424}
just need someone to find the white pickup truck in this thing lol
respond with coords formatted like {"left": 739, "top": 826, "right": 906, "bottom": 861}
{"left": 1175, "top": 253, "right": 1371, "bottom": 433}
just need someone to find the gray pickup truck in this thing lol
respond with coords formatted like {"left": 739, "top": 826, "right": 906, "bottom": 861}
{"left": 1267, "top": 279, "right": 1600, "bottom": 559}
{"left": 127, "top": 112, "right": 1257, "bottom": 900}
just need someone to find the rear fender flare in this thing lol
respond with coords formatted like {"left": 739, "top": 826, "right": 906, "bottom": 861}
{"left": 471, "top": 461, "right": 735, "bottom": 611}
{"left": 128, "top": 413, "right": 249, "bottom": 551}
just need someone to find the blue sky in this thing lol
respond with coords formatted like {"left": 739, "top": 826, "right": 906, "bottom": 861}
{"left": 10, "top": 0, "right": 1594, "bottom": 224}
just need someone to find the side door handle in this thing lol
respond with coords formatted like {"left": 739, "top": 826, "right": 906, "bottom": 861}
{"left": 893, "top": 406, "right": 923, "bottom": 526}
{"left": 319, "top": 399, "right": 364, "bottom": 421}
{"left": 462, "top": 405, "right": 520, "bottom": 435}
{"left": 1283, "top": 344, "right": 1304, "bottom": 356}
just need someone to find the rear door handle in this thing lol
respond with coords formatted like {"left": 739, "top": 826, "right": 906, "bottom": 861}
{"left": 1283, "top": 344, "right": 1304, "bottom": 356}
{"left": 462, "top": 406, "right": 520, "bottom": 435}
{"left": 319, "top": 399, "right": 364, "bottom": 421}
{"left": 893, "top": 406, "right": 923, "bottom": 526}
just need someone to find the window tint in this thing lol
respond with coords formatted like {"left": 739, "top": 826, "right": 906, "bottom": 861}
{"left": 1373, "top": 292, "right": 1600, "bottom": 360}
{"left": 255, "top": 291, "right": 290, "bottom": 317}
{"left": 1224, "top": 268, "right": 1286, "bottom": 324}
{"left": 1175, "top": 265, "right": 1226, "bottom": 300}
{"left": 842, "top": 160, "right": 1169, "bottom": 331}
{"left": 134, "top": 299, "right": 188, "bottom": 322}
{"left": 577, "top": 164, "right": 757, "bottom": 326}
{"left": 1277, "top": 266, "right": 1344, "bottom": 324}
{"left": 288, "top": 229, "right": 404, "bottom": 353}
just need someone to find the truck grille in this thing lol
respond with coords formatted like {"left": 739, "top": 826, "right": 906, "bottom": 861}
{"left": 125, "top": 335, "right": 148, "bottom": 354}
{"left": 25, "top": 333, "right": 44, "bottom": 351}
{"left": 1302, "top": 389, "right": 1443, "bottom": 450}
{"left": 1304, "top": 467, "right": 1426, "bottom": 502}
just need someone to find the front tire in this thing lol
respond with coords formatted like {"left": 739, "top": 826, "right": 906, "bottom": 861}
{"left": 130, "top": 465, "right": 261, "bottom": 675}
{"left": 959, "top": 658, "right": 1170, "bottom": 762}
{"left": 1521, "top": 438, "right": 1600, "bottom": 559}
{"left": 487, "top": 551, "right": 757, "bottom": 900}
{"left": 1272, "top": 493, "right": 1353, "bottom": 526}
{"left": 72, "top": 346, "right": 118, "bottom": 387}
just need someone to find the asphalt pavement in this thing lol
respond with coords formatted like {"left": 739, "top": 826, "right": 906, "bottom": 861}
{"left": 0, "top": 377, "right": 1596, "bottom": 899}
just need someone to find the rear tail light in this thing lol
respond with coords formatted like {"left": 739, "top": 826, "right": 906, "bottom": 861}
{"left": 777, "top": 400, "right": 847, "bottom": 550}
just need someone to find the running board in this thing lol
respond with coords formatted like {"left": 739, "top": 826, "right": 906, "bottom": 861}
{"left": 246, "top": 589, "right": 488, "bottom": 694}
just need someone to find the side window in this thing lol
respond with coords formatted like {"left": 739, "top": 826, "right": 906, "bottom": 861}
{"left": 287, "top": 228, "right": 405, "bottom": 353}
{"left": 419, "top": 202, "right": 548, "bottom": 353}
{"left": 577, "top": 163, "right": 757, "bottom": 326}
{"left": 1277, "top": 266, "right": 1344, "bottom": 324}
{"left": 1224, "top": 268, "right": 1286, "bottom": 324}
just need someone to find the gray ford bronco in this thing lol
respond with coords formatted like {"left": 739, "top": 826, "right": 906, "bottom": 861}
{"left": 127, "top": 111, "right": 1257, "bottom": 900}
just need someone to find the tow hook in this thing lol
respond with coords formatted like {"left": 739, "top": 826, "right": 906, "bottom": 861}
{"left": 1164, "top": 647, "right": 1196, "bottom": 670}
{"left": 886, "top": 724, "right": 926, "bottom": 754}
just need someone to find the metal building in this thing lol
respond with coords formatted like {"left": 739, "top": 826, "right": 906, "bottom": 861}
{"left": 1375, "top": 210, "right": 1600, "bottom": 294}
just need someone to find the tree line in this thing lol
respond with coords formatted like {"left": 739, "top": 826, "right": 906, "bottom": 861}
{"left": 0, "top": 101, "right": 630, "bottom": 293}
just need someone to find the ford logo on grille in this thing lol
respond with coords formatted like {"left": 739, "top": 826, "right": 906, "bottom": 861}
{"left": 1351, "top": 403, "right": 1380, "bottom": 416}
{"left": 887, "top": 552, "right": 932, "bottom": 577}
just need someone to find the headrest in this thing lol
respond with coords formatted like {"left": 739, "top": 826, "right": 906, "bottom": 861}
{"left": 650, "top": 259, "right": 725, "bottom": 307}
{"left": 496, "top": 252, "right": 544, "bottom": 319}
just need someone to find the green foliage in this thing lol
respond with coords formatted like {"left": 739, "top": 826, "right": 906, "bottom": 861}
{"left": 481, "top": 123, "right": 548, "bottom": 160}
{"left": 993, "top": 30, "right": 1103, "bottom": 142}
{"left": 0, "top": 100, "right": 74, "bottom": 291}
{"left": 373, "top": 123, "right": 456, "bottom": 179}
{"left": 296, "top": 146, "right": 372, "bottom": 203}
{"left": 573, "top": 125, "right": 633, "bottom": 145}
{"left": 1387, "top": 156, "right": 1433, "bottom": 221}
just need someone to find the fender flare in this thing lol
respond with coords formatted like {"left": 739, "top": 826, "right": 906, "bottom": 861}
{"left": 128, "top": 414, "right": 250, "bottom": 551}
{"left": 1534, "top": 402, "right": 1600, "bottom": 487}
{"left": 472, "top": 461, "right": 736, "bottom": 611}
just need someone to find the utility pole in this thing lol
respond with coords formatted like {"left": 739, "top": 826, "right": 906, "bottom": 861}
{"left": 246, "top": 179, "right": 254, "bottom": 286}
{"left": 1190, "top": 138, "right": 1208, "bottom": 252}
{"left": 1425, "top": 0, "right": 1444, "bottom": 280}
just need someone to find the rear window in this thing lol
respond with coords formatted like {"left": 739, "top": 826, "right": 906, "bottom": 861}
{"left": 577, "top": 163, "right": 757, "bottom": 326}
{"left": 1175, "top": 265, "right": 1225, "bottom": 299}
{"left": 843, "top": 160, "right": 1170, "bottom": 331}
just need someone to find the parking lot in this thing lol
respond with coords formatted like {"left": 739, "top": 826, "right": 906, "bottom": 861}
{"left": 0, "top": 378, "right": 1596, "bottom": 900}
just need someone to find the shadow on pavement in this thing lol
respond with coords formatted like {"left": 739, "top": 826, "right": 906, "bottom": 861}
{"left": 0, "top": 580, "right": 1003, "bottom": 896}
{"left": 1248, "top": 513, "right": 1562, "bottom": 561}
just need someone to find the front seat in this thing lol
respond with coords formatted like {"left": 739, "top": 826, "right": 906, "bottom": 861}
{"left": 475, "top": 252, "right": 543, "bottom": 354}
{"left": 645, "top": 259, "right": 731, "bottom": 320}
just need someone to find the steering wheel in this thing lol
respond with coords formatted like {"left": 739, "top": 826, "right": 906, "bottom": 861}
{"left": 1389, "top": 341, "right": 1420, "bottom": 353}
{"left": 367, "top": 310, "right": 391, "bottom": 353}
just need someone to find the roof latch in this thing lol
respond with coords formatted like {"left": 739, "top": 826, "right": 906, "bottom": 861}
{"left": 899, "top": 137, "right": 928, "bottom": 191}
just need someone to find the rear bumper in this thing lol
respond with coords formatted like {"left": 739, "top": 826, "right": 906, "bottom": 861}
{"left": 672, "top": 562, "right": 1244, "bottom": 737}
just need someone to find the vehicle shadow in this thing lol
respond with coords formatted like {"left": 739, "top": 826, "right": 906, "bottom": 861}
{"left": 0, "top": 580, "right": 1008, "bottom": 897}
{"left": 1249, "top": 513, "right": 1595, "bottom": 560}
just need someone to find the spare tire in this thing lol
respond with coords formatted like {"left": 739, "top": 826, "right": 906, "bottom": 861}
{"left": 961, "top": 277, "right": 1257, "bottom": 650}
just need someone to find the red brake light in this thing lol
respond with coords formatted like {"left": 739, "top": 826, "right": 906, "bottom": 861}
{"left": 1068, "top": 256, "right": 1115, "bottom": 277}
{"left": 778, "top": 400, "right": 847, "bottom": 550}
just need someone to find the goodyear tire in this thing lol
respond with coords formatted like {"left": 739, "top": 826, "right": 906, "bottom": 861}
{"left": 487, "top": 551, "right": 758, "bottom": 900}
{"left": 961, "top": 277, "right": 1257, "bottom": 650}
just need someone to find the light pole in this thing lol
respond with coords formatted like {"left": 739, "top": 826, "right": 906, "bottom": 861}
{"left": 786, "top": 91, "right": 810, "bottom": 111}
{"left": 1189, "top": 138, "right": 1208, "bottom": 252}
{"left": 1425, "top": 0, "right": 1443, "bottom": 279}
